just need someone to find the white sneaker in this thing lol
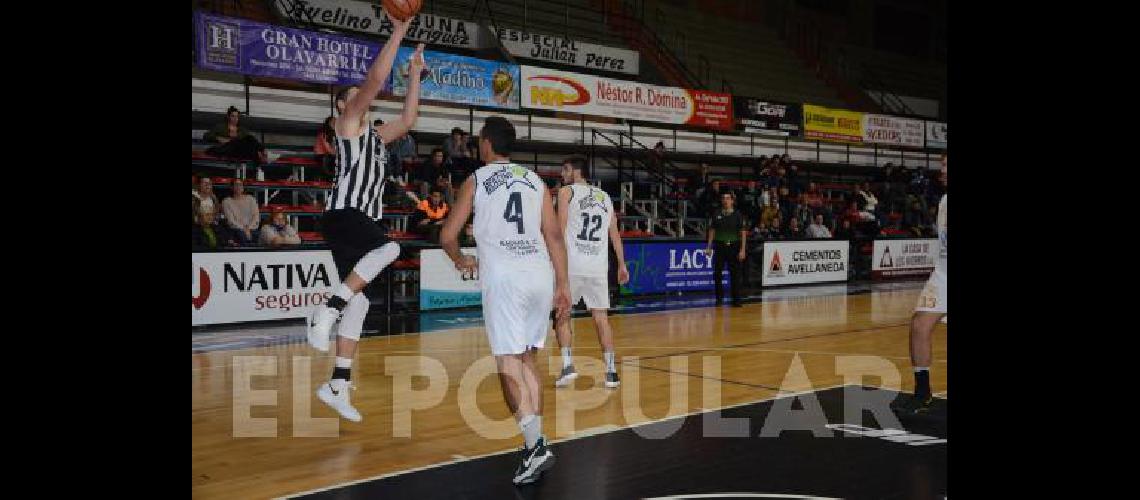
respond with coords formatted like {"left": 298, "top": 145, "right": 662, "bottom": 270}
{"left": 307, "top": 306, "right": 339, "bottom": 352}
{"left": 317, "top": 381, "right": 362, "bottom": 422}
{"left": 554, "top": 365, "right": 578, "bottom": 388}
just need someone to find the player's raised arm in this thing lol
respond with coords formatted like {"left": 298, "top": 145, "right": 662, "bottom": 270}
{"left": 608, "top": 209, "right": 630, "bottom": 285}
{"left": 542, "top": 182, "right": 571, "bottom": 319}
{"left": 378, "top": 43, "right": 426, "bottom": 143}
{"left": 341, "top": 17, "right": 411, "bottom": 125}
{"left": 441, "top": 176, "right": 477, "bottom": 273}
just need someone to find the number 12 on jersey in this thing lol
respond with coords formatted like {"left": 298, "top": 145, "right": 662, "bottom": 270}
{"left": 577, "top": 213, "right": 602, "bottom": 241}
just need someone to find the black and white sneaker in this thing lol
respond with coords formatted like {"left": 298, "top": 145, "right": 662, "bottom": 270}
{"left": 554, "top": 365, "right": 578, "bottom": 388}
{"left": 512, "top": 436, "right": 555, "bottom": 485}
{"left": 604, "top": 371, "right": 620, "bottom": 388}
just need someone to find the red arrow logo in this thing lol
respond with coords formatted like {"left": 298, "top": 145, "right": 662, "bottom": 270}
{"left": 192, "top": 267, "right": 211, "bottom": 310}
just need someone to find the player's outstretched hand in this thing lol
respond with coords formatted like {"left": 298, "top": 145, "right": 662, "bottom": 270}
{"left": 408, "top": 43, "right": 427, "bottom": 75}
{"left": 617, "top": 265, "right": 630, "bottom": 285}
{"left": 553, "top": 284, "right": 572, "bottom": 321}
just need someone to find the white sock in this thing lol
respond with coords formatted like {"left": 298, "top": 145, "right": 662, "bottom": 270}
{"left": 332, "top": 283, "right": 354, "bottom": 303}
{"left": 519, "top": 414, "right": 541, "bottom": 449}
{"left": 335, "top": 356, "right": 353, "bottom": 369}
{"left": 604, "top": 351, "right": 616, "bottom": 372}
{"left": 914, "top": 366, "right": 929, "bottom": 373}
{"left": 561, "top": 347, "right": 573, "bottom": 368}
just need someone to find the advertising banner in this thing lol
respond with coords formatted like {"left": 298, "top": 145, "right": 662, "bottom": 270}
{"left": 495, "top": 26, "right": 639, "bottom": 75}
{"left": 862, "top": 113, "right": 924, "bottom": 147}
{"left": 803, "top": 104, "right": 864, "bottom": 143}
{"left": 192, "top": 250, "right": 339, "bottom": 326}
{"left": 196, "top": 12, "right": 382, "bottom": 86}
{"left": 733, "top": 97, "right": 802, "bottom": 137}
{"left": 419, "top": 248, "right": 482, "bottom": 310}
{"left": 871, "top": 239, "right": 938, "bottom": 280}
{"left": 390, "top": 46, "right": 520, "bottom": 109}
{"left": 521, "top": 66, "right": 734, "bottom": 130}
{"left": 761, "top": 240, "right": 849, "bottom": 286}
{"left": 272, "top": 0, "right": 487, "bottom": 49}
{"left": 620, "top": 241, "right": 728, "bottom": 295}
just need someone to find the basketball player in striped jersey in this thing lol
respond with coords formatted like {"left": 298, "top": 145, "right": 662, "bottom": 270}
{"left": 893, "top": 154, "right": 947, "bottom": 415}
{"left": 553, "top": 157, "right": 629, "bottom": 389}
{"left": 441, "top": 117, "right": 571, "bottom": 485}
{"left": 305, "top": 16, "right": 424, "bottom": 423}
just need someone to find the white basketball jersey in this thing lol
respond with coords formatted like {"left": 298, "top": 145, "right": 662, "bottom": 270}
{"left": 564, "top": 183, "right": 612, "bottom": 277}
{"left": 935, "top": 194, "right": 946, "bottom": 274}
{"left": 472, "top": 162, "right": 551, "bottom": 276}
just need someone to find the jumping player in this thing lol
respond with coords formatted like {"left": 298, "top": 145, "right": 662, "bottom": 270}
{"left": 305, "top": 16, "right": 425, "bottom": 422}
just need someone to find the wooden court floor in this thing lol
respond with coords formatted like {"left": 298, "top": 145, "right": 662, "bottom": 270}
{"left": 191, "top": 286, "right": 947, "bottom": 499}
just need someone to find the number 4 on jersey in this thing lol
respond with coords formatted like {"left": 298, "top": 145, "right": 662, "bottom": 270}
{"left": 503, "top": 191, "right": 524, "bottom": 234}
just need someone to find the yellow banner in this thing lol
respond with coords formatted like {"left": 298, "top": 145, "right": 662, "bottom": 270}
{"left": 803, "top": 104, "right": 864, "bottom": 143}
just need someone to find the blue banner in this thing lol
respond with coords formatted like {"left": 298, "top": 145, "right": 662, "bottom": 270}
{"left": 389, "top": 47, "right": 520, "bottom": 109}
{"left": 195, "top": 12, "right": 520, "bottom": 109}
{"left": 195, "top": 12, "right": 381, "bottom": 86}
{"left": 620, "top": 241, "right": 729, "bottom": 295}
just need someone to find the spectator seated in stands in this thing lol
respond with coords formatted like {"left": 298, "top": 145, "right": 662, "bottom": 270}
{"left": 785, "top": 217, "right": 804, "bottom": 239}
{"left": 786, "top": 162, "right": 805, "bottom": 195}
{"left": 904, "top": 198, "right": 929, "bottom": 237}
{"left": 856, "top": 182, "right": 879, "bottom": 214}
{"left": 834, "top": 219, "right": 854, "bottom": 240}
{"left": 752, "top": 155, "right": 769, "bottom": 179}
{"left": 697, "top": 180, "right": 722, "bottom": 218}
{"left": 412, "top": 189, "right": 449, "bottom": 243}
{"left": 759, "top": 198, "right": 781, "bottom": 229}
{"left": 221, "top": 178, "right": 260, "bottom": 246}
{"left": 192, "top": 175, "right": 202, "bottom": 222}
{"left": 738, "top": 181, "right": 763, "bottom": 221}
{"left": 444, "top": 127, "right": 479, "bottom": 176}
{"left": 801, "top": 182, "right": 825, "bottom": 214}
{"left": 434, "top": 174, "right": 455, "bottom": 205}
{"left": 259, "top": 207, "right": 302, "bottom": 247}
{"left": 388, "top": 127, "right": 418, "bottom": 169}
{"left": 751, "top": 221, "right": 770, "bottom": 241}
{"left": 777, "top": 186, "right": 795, "bottom": 216}
{"left": 413, "top": 148, "right": 447, "bottom": 198}
{"left": 806, "top": 214, "right": 833, "bottom": 239}
{"left": 767, "top": 217, "right": 785, "bottom": 240}
{"left": 193, "top": 176, "right": 220, "bottom": 218}
{"left": 193, "top": 206, "right": 238, "bottom": 250}
{"left": 204, "top": 106, "right": 268, "bottom": 163}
